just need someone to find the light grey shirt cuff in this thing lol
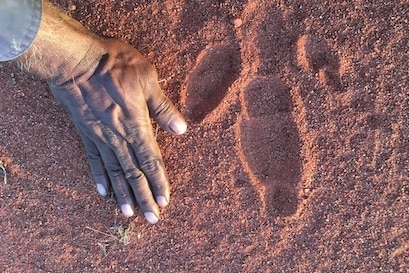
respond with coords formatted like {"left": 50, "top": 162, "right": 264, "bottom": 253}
{"left": 0, "top": 0, "right": 43, "bottom": 61}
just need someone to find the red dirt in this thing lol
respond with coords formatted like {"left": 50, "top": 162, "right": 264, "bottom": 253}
{"left": 0, "top": 0, "right": 408, "bottom": 272}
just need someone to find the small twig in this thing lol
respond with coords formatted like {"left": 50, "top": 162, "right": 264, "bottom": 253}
{"left": 95, "top": 242, "right": 113, "bottom": 265}
{"left": 86, "top": 221, "right": 144, "bottom": 264}
{"left": 85, "top": 226, "right": 117, "bottom": 242}
{"left": 97, "top": 242, "right": 109, "bottom": 257}
{"left": 0, "top": 160, "right": 7, "bottom": 184}
{"left": 86, "top": 223, "right": 136, "bottom": 246}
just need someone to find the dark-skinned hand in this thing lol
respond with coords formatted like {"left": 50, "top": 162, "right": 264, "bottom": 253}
{"left": 14, "top": 1, "right": 187, "bottom": 224}
{"left": 49, "top": 39, "right": 187, "bottom": 224}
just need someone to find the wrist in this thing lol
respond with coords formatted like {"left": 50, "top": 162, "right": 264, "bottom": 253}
{"left": 13, "top": 1, "right": 106, "bottom": 86}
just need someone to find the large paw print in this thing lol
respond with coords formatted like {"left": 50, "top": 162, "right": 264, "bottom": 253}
{"left": 239, "top": 77, "right": 302, "bottom": 217}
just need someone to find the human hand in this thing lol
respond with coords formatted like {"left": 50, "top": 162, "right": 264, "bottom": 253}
{"left": 13, "top": 1, "right": 186, "bottom": 224}
{"left": 49, "top": 39, "right": 186, "bottom": 224}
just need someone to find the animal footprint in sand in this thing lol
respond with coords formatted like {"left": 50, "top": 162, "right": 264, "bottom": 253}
{"left": 182, "top": 44, "right": 241, "bottom": 122}
{"left": 297, "top": 34, "right": 342, "bottom": 89}
{"left": 239, "top": 77, "right": 301, "bottom": 217}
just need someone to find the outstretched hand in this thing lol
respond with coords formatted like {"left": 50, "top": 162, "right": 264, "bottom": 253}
{"left": 50, "top": 39, "right": 187, "bottom": 224}
{"left": 13, "top": 1, "right": 186, "bottom": 224}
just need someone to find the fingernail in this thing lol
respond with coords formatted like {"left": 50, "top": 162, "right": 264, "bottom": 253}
{"left": 156, "top": 196, "right": 168, "bottom": 207}
{"left": 121, "top": 204, "right": 134, "bottom": 217}
{"left": 144, "top": 212, "right": 159, "bottom": 224}
{"left": 96, "top": 184, "right": 107, "bottom": 196}
{"left": 169, "top": 118, "right": 187, "bottom": 135}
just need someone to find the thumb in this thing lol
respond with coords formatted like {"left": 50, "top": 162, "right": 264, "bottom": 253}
{"left": 147, "top": 87, "right": 187, "bottom": 135}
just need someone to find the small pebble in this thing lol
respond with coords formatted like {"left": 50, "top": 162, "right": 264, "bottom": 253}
{"left": 232, "top": 18, "right": 243, "bottom": 28}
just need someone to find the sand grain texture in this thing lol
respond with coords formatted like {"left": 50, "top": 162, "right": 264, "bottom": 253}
{"left": 0, "top": 0, "right": 408, "bottom": 272}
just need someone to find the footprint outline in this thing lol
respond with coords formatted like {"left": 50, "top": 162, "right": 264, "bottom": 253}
{"left": 238, "top": 76, "right": 302, "bottom": 218}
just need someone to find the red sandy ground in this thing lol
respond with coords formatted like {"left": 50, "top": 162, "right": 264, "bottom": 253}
{"left": 0, "top": 0, "right": 408, "bottom": 272}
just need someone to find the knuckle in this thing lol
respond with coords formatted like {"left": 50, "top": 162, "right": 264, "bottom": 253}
{"left": 140, "top": 159, "right": 162, "bottom": 174}
{"left": 153, "top": 99, "right": 172, "bottom": 119}
{"left": 123, "top": 123, "right": 148, "bottom": 144}
{"left": 125, "top": 169, "right": 145, "bottom": 186}
{"left": 101, "top": 127, "right": 120, "bottom": 146}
